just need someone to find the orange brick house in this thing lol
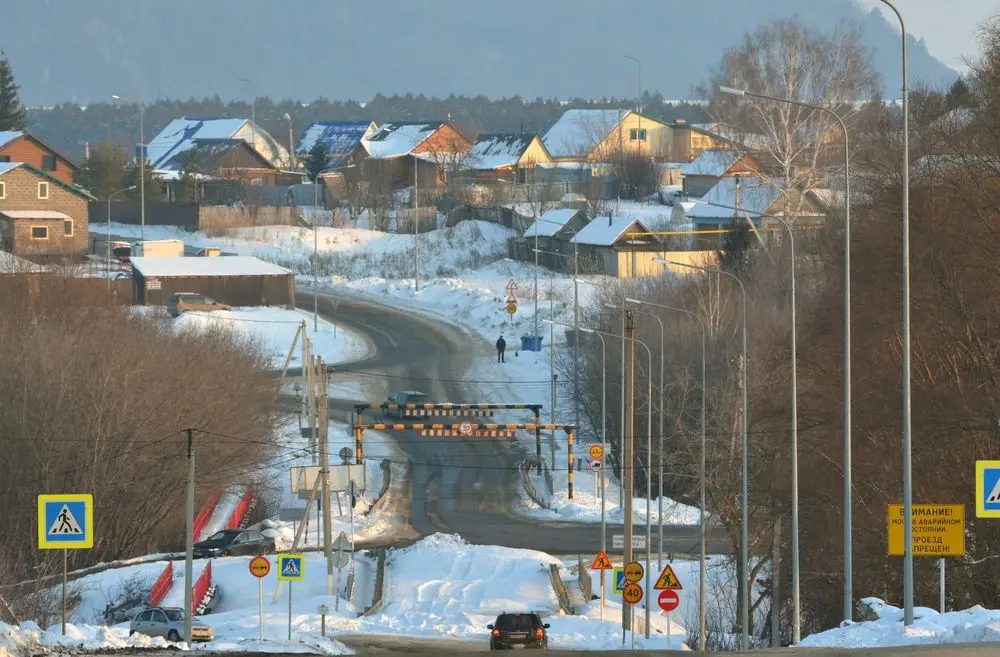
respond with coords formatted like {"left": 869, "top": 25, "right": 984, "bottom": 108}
{"left": 0, "top": 131, "right": 79, "bottom": 184}
{"left": 0, "top": 162, "right": 94, "bottom": 259}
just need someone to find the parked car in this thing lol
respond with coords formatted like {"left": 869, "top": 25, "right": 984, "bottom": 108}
{"left": 129, "top": 607, "right": 214, "bottom": 642}
{"left": 192, "top": 529, "right": 275, "bottom": 558}
{"left": 384, "top": 390, "right": 429, "bottom": 417}
{"left": 488, "top": 612, "right": 549, "bottom": 650}
{"left": 167, "top": 293, "right": 230, "bottom": 317}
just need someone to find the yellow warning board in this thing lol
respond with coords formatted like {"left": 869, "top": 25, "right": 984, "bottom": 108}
{"left": 591, "top": 550, "right": 613, "bottom": 570}
{"left": 886, "top": 504, "right": 965, "bottom": 557}
{"left": 654, "top": 564, "right": 683, "bottom": 590}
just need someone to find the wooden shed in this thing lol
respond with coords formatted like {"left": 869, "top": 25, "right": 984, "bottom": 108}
{"left": 131, "top": 256, "right": 295, "bottom": 307}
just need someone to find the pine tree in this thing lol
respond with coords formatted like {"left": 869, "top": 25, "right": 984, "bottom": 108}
{"left": 305, "top": 142, "right": 330, "bottom": 181}
{"left": 77, "top": 141, "right": 127, "bottom": 199}
{"left": 0, "top": 52, "right": 26, "bottom": 131}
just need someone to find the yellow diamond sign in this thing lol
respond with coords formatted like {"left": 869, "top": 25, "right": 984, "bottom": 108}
{"left": 886, "top": 504, "right": 965, "bottom": 557}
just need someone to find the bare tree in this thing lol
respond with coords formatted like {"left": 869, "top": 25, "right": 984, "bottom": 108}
{"left": 701, "top": 18, "right": 880, "bottom": 221}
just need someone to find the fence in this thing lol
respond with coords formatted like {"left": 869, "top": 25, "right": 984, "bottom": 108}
{"left": 192, "top": 561, "right": 213, "bottom": 614}
{"left": 192, "top": 493, "right": 220, "bottom": 542}
{"left": 147, "top": 562, "right": 174, "bottom": 607}
{"left": 95, "top": 202, "right": 299, "bottom": 232}
{"left": 226, "top": 485, "right": 256, "bottom": 530}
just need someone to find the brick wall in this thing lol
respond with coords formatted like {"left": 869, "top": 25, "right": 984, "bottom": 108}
{"left": 0, "top": 167, "right": 89, "bottom": 256}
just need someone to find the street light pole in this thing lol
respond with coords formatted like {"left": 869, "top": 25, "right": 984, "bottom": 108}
{"left": 627, "top": 297, "right": 708, "bottom": 651}
{"left": 700, "top": 199, "right": 800, "bottom": 640}
{"left": 877, "top": 0, "right": 913, "bottom": 626}
{"left": 719, "top": 85, "right": 851, "bottom": 630}
{"left": 581, "top": 327, "right": 608, "bottom": 617}
{"left": 625, "top": 307, "right": 665, "bottom": 570}
{"left": 656, "top": 257, "right": 748, "bottom": 650}
{"left": 311, "top": 165, "right": 342, "bottom": 332}
{"left": 111, "top": 95, "right": 146, "bottom": 241}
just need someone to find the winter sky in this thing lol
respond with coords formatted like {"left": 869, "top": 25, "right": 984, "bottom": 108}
{"left": 858, "top": 0, "right": 997, "bottom": 72}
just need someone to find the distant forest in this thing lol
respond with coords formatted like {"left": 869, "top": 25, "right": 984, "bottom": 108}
{"left": 26, "top": 93, "right": 712, "bottom": 163}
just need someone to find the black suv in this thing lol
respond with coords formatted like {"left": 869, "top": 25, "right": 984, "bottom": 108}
{"left": 488, "top": 612, "right": 549, "bottom": 650}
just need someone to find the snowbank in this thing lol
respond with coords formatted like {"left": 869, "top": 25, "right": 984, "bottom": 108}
{"left": 0, "top": 620, "right": 169, "bottom": 656}
{"left": 799, "top": 597, "right": 1000, "bottom": 648}
{"left": 149, "top": 306, "right": 369, "bottom": 368}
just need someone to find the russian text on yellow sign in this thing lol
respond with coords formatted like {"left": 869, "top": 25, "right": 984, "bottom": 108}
{"left": 886, "top": 504, "right": 965, "bottom": 557}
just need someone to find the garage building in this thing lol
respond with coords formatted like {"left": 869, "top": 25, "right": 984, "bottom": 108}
{"left": 131, "top": 256, "right": 295, "bottom": 307}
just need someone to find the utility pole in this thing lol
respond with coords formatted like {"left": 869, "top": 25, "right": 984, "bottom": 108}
{"left": 318, "top": 356, "right": 334, "bottom": 595}
{"left": 184, "top": 428, "right": 195, "bottom": 643}
{"left": 622, "top": 309, "right": 636, "bottom": 636}
{"left": 414, "top": 163, "right": 420, "bottom": 292}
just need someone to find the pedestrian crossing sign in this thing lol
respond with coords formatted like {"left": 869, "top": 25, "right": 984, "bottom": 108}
{"left": 976, "top": 460, "right": 1000, "bottom": 518}
{"left": 277, "top": 554, "right": 305, "bottom": 581}
{"left": 38, "top": 494, "right": 93, "bottom": 549}
{"left": 654, "top": 564, "right": 683, "bottom": 590}
{"left": 613, "top": 567, "right": 626, "bottom": 594}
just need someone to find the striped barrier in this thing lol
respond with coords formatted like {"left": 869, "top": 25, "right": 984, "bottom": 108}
{"left": 402, "top": 408, "right": 494, "bottom": 417}
{"left": 420, "top": 429, "right": 515, "bottom": 439}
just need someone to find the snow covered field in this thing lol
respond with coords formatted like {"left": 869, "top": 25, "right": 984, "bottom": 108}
{"left": 138, "top": 306, "right": 369, "bottom": 369}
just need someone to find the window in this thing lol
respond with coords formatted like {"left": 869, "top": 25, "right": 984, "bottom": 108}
{"left": 64, "top": 219, "right": 74, "bottom": 237}
{"left": 41, "top": 154, "right": 57, "bottom": 171}
{"left": 37, "top": 182, "right": 49, "bottom": 199}
{"left": 137, "top": 611, "right": 153, "bottom": 622}
{"left": 151, "top": 610, "right": 167, "bottom": 624}
{"left": 30, "top": 226, "right": 48, "bottom": 240}
{"left": 0, "top": 154, "right": 9, "bottom": 162}
{"left": 629, "top": 128, "right": 648, "bottom": 142}
{"left": 0, "top": 181, "right": 5, "bottom": 199}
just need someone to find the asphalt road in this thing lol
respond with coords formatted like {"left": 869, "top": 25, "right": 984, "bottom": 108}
{"left": 301, "top": 290, "right": 731, "bottom": 556}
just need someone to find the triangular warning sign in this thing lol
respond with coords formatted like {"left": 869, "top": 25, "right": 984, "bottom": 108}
{"left": 654, "top": 564, "right": 683, "bottom": 590}
{"left": 988, "top": 476, "right": 1000, "bottom": 503}
{"left": 281, "top": 559, "right": 301, "bottom": 577}
{"left": 591, "top": 550, "right": 613, "bottom": 571}
{"left": 48, "top": 504, "right": 83, "bottom": 535}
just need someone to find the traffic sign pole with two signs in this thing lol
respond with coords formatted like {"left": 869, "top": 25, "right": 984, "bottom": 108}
{"left": 38, "top": 493, "right": 93, "bottom": 636}
{"left": 248, "top": 556, "right": 271, "bottom": 639}
{"left": 278, "top": 554, "right": 305, "bottom": 640}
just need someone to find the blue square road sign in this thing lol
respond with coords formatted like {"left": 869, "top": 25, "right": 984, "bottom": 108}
{"left": 976, "top": 460, "right": 1000, "bottom": 518}
{"left": 38, "top": 494, "right": 93, "bottom": 549}
{"left": 613, "top": 567, "right": 626, "bottom": 594}
{"left": 277, "top": 554, "right": 305, "bottom": 581}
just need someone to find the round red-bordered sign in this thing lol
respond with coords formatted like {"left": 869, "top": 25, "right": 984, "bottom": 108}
{"left": 622, "top": 582, "right": 643, "bottom": 605}
{"left": 249, "top": 556, "right": 271, "bottom": 578}
{"left": 657, "top": 589, "right": 680, "bottom": 612}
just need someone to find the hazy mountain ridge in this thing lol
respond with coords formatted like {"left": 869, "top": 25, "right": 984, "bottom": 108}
{"left": 1, "top": 0, "right": 957, "bottom": 106}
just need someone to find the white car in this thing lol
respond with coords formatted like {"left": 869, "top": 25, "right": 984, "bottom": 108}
{"left": 129, "top": 607, "right": 214, "bottom": 642}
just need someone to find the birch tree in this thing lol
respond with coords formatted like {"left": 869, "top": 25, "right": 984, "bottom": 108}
{"left": 700, "top": 18, "right": 879, "bottom": 222}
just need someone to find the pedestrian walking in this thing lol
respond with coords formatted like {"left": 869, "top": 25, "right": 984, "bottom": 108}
{"left": 496, "top": 335, "right": 506, "bottom": 363}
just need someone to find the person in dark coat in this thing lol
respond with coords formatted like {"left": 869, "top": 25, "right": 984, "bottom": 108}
{"left": 496, "top": 335, "right": 506, "bottom": 363}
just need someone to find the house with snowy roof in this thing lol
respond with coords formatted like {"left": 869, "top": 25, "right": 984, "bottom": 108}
{"left": 542, "top": 109, "right": 672, "bottom": 166}
{"left": 463, "top": 133, "right": 552, "bottom": 183}
{"left": 681, "top": 149, "right": 760, "bottom": 197}
{"left": 361, "top": 121, "right": 472, "bottom": 188}
{"left": 686, "top": 176, "right": 828, "bottom": 231}
{"left": 295, "top": 120, "right": 377, "bottom": 171}
{"left": 567, "top": 214, "right": 661, "bottom": 277}
{"left": 146, "top": 116, "right": 292, "bottom": 172}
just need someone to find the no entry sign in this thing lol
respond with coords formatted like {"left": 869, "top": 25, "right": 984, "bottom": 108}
{"left": 657, "top": 589, "right": 680, "bottom": 612}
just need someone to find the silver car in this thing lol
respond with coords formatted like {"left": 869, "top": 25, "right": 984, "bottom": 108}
{"left": 129, "top": 607, "right": 214, "bottom": 642}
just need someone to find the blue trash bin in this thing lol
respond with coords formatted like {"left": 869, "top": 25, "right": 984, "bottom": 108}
{"left": 521, "top": 335, "right": 544, "bottom": 352}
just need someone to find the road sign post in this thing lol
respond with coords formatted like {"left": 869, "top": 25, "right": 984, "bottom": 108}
{"left": 591, "top": 550, "right": 613, "bottom": 621}
{"left": 249, "top": 556, "right": 270, "bottom": 640}
{"left": 38, "top": 494, "right": 93, "bottom": 636}
{"left": 277, "top": 554, "right": 304, "bottom": 640}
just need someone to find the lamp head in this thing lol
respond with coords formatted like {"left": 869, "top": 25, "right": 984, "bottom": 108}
{"left": 719, "top": 86, "right": 746, "bottom": 97}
